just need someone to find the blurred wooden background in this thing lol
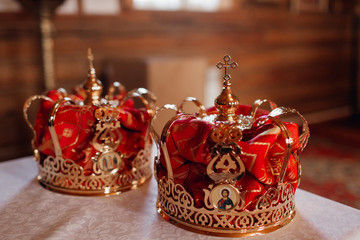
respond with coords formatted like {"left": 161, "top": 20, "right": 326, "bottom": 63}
{"left": 0, "top": 0, "right": 358, "bottom": 161}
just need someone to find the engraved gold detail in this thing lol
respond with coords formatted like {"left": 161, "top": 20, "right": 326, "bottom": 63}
{"left": 92, "top": 105, "right": 124, "bottom": 174}
{"left": 208, "top": 125, "right": 246, "bottom": 208}
{"left": 38, "top": 146, "right": 152, "bottom": 195}
{"left": 207, "top": 144, "right": 245, "bottom": 184}
{"left": 157, "top": 177, "right": 295, "bottom": 236}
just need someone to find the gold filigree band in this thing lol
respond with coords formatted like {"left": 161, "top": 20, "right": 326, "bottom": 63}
{"left": 157, "top": 177, "right": 296, "bottom": 237}
{"left": 38, "top": 146, "right": 152, "bottom": 196}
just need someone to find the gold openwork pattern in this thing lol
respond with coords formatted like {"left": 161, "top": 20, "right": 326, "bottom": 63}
{"left": 38, "top": 146, "right": 152, "bottom": 195}
{"left": 157, "top": 177, "right": 295, "bottom": 235}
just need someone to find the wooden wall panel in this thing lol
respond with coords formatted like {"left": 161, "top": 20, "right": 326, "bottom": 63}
{"left": 0, "top": 5, "right": 355, "bottom": 161}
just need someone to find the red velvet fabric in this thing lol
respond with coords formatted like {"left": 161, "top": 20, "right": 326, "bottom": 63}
{"left": 156, "top": 106, "right": 300, "bottom": 210}
{"left": 34, "top": 89, "right": 150, "bottom": 176}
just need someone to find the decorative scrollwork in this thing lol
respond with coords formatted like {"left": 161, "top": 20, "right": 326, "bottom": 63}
{"left": 157, "top": 177, "right": 295, "bottom": 233}
{"left": 37, "top": 146, "right": 152, "bottom": 195}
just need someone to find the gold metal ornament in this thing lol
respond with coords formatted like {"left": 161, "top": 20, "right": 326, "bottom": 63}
{"left": 157, "top": 177, "right": 296, "bottom": 236}
{"left": 92, "top": 106, "right": 124, "bottom": 174}
{"left": 151, "top": 54, "right": 310, "bottom": 236}
{"left": 207, "top": 124, "right": 245, "bottom": 184}
{"left": 83, "top": 48, "right": 103, "bottom": 106}
{"left": 209, "top": 55, "right": 248, "bottom": 211}
{"left": 23, "top": 49, "right": 157, "bottom": 196}
{"left": 214, "top": 54, "right": 240, "bottom": 122}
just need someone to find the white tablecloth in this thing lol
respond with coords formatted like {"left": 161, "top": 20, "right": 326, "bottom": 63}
{"left": 0, "top": 156, "right": 359, "bottom": 240}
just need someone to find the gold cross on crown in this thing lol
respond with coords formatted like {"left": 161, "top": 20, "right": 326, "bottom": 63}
{"left": 216, "top": 54, "right": 238, "bottom": 81}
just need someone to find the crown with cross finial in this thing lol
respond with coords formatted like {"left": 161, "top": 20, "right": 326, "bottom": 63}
{"left": 23, "top": 48, "right": 157, "bottom": 195}
{"left": 150, "top": 54, "right": 310, "bottom": 236}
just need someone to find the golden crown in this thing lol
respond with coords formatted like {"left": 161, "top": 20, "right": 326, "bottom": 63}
{"left": 151, "top": 55, "right": 309, "bottom": 236}
{"left": 23, "top": 49, "right": 156, "bottom": 195}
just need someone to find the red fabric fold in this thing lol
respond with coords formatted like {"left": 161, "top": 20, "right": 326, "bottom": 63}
{"left": 34, "top": 89, "right": 150, "bottom": 176}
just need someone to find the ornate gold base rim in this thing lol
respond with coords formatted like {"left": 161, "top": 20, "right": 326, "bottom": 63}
{"left": 156, "top": 204, "right": 296, "bottom": 237}
{"left": 37, "top": 174, "right": 151, "bottom": 196}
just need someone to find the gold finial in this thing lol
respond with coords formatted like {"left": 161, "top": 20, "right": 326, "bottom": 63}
{"left": 88, "top": 48, "right": 94, "bottom": 69}
{"left": 83, "top": 48, "right": 103, "bottom": 105}
{"left": 214, "top": 54, "right": 240, "bottom": 122}
{"left": 216, "top": 54, "right": 238, "bottom": 82}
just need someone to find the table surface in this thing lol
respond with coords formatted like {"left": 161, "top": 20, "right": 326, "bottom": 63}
{"left": 0, "top": 156, "right": 359, "bottom": 240}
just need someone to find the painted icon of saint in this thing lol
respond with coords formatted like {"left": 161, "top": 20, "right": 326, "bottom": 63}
{"left": 217, "top": 188, "right": 234, "bottom": 210}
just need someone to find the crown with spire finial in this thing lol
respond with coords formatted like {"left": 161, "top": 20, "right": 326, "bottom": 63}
{"left": 24, "top": 49, "right": 157, "bottom": 195}
{"left": 150, "top": 54, "right": 310, "bottom": 236}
